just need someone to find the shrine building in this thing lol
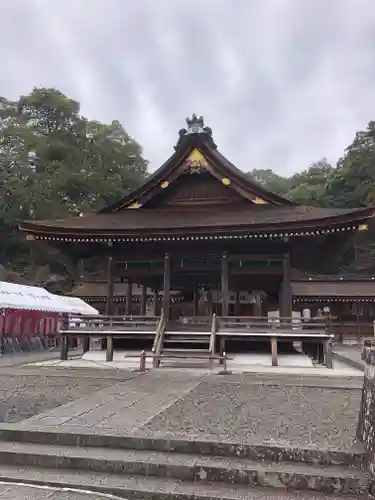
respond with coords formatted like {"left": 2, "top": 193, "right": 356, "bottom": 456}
{"left": 19, "top": 115, "right": 375, "bottom": 331}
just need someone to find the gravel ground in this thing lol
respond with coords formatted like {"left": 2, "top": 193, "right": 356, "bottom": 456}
{"left": 138, "top": 380, "right": 362, "bottom": 449}
{"left": 0, "top": 366, "right": 131, "bottom": 423}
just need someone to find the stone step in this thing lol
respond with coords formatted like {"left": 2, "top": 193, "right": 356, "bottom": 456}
{"left": 0, "top": 428, "right": 365, "bottom": 466}
{"left": 0, "top": 464, "right": 367, "bottom": 500}
{"left": 0, "top": 441, "right": 368, "bottom": 495}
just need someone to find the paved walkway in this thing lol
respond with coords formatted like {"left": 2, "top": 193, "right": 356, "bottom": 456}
{"left": 7, "top": 369, "right": 362, "bottom": 450}
{"left": 0, "top": 349, "right": 78, "bottom": 368}
{"left": 333, "top": 345, "right": 364, "bottom": 371}
{"left": 16, "top": 370, "right": 204, "bottom": 434}
{"left": 0, "top": 481, "right": 121, "bottom": 499}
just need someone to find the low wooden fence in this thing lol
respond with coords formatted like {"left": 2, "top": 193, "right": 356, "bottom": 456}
{"left": 60, "top": 315, "right": 160, "bottom": 361}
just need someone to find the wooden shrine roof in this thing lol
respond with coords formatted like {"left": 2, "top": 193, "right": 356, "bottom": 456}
{"left": 20, "top": 204, "right": 374, "bottom": 239}
{"left": 19, "top": 114, "right": 375, "bottom": 240}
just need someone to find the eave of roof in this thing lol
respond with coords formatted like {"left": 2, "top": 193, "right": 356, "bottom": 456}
{"left": 292, "top": 280, "right": 375, "bottom": 298}
{"left": 19, "top": 205, "right": 374, "bottom": 241}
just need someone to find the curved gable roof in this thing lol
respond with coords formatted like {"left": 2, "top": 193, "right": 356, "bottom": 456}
{"left": 101, "top": 115, "right": 294, "bottom": 213}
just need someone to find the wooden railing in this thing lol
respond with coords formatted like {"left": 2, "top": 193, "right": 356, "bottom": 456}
{"left": 177, "top": 316, "right": 213, "bottom": 326}
{"left": 326, "top": 321, "right": 374, "bottom": 342}
{"left": 65, "top": 315, "right": 160, "bottom": 331}
{"left": 59, "top": 315, "right": 161, "bottom": 361}
{"left": 217, "top": 316, "right": 327, "bottom": 332}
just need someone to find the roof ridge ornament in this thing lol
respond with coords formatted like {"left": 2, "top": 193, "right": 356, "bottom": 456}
{"left": 175, "top": 114, "right": 216, "bottom": 150}
{"left": 186, "top": 113, "right": 205, "bottom": 134}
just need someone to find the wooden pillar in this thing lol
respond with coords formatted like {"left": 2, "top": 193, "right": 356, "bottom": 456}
{"left": 60, "top": 335, "right": 68, "bottom": 360}
{"left": 162, "top": 253, "right": 171, "bottom": 319}
{"left": 125, "top": 280, "right": 133, "bottom": 315}
{"left": 105, "top": 256, "right": 114, "bottom": 316}
{"left": 106, "top": 335, "right": 114, "bottom": 361}
{"left": 271, "top": 336, "right": 278, "bottom": 366}
{"left": 219, "top": 336, "right": 226, "bottom": 365}
{"left": 254, "top": 292, "right": 262, "bottom": 317}
{"left": 77, "top": 259, "right": 84, "bottom": 282}
{"left": 192, "top": 289, "right": 198, "bottom": 317}
{"left": 324, "top": 339, "right": 333, "bottom": 368}
{"left": 280, "top": 253, "right": 292, "bottom": 319}
{"left": 221, "top": 252, "right": 229, "bottom": 317}
{"left": 82, "top": 337, "right": 90, "bottom": 353}
{"left": 152, "top": 290, "right": 158, "bottom": 316}
{"left": 234, "top": 290, "right": 240, "bottom": 316}
{"left": 140, "top": 284, "right": 147, "bottom": 315}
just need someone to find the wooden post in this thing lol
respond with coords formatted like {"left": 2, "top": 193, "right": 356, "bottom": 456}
{"left": 235, "top": 290, "right": 240, "bottom": 316}
{"left": 221, "top": 251, "right": 229, "bottom": 317}
{"left": 223, "top": 352, "right": 227, "bottom": 373}
{"left": 271, "top": 336, "right": 278, "bottom": 366}
{"left": 254, "top": 292, "right": 262, "bottom": 317}
{"left": 280, "top": 253, "right": 292, "bottom": 320}
{"left": 162, "top": 253, "right": 171, "bottom": 319}
{"left": 82, "top": 337, "right": 90, "bottom": 353}
{"left": 152, "top": 290, "right": 158, "bottom": 316}
{"left": 192, "top": 289, "right": 198, "bottom": 317}
{"left": 140, "top": 284, "right": 147, "bottom": 315}
{"left": 60, "top": 335, "right": 68, "bottom": 360}
{"left": 125, "top": 280, "right": 133, "bottom": 315}
{"left": 105, "top": 256, "right": 114, "bottom": 316}
{"left": 139, "top": 350, "right": 146, "bottom": 372}
{"left": 325, "top": 339, "right": 333, "bottom": 368}
{"left": 106, "top": 335, "right": 114, "bottom": 361}
{"left": 219, "top": 336, "right": 226, "bottom": 365}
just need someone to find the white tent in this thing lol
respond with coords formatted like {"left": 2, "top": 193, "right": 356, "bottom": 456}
{"left": 57, "top": 296, "right": 99, "bottom": 316}
{"left": 0, "top": 281, "right": 74, "bottom": 314}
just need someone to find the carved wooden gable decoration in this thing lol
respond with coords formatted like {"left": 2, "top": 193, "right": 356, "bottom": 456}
{"left": 107, "top": 115, "right": 293, "bottom": 213}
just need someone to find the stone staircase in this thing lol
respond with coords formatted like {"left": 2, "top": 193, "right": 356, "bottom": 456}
{"left": 0, "top": 428, "right": 369, "bottom": 499}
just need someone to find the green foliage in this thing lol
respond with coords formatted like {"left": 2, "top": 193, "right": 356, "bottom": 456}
{"left": 248, "top": 158, "right": 334, "bottom": 206}
{"left": 0, "top": 87, "right": 148, "bottom": 283}
{"left": 248, "top": 127, "right": 375, "bottom": 273}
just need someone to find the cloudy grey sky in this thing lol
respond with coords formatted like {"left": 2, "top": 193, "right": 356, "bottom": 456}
{"left": 1, "top": 0, "right": 375, "bottom": 175}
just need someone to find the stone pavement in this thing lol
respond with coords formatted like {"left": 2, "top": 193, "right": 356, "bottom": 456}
{"left": 0, "top": 350, "right": 63, "bottom": 368}
{"left": 333, "top": 345, "right": 365, "bottom": 371}
{"left": 0, "top": 481, "right": 122, "bottom": 498}
{"left": 15, "top": 370, "right": 204, "bottom": 434}
{"left": 0, "top": 368, "right": 369, "bottom": 499}
{"left": 0, "top": 363, "right": 131, "bottom": 424}
{"left": 7, "top": 369, "right": 362, "bottom": 450}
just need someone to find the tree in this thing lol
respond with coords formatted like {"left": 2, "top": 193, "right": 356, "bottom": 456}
{"left": 287, "top": 158, "right": 334, "bottom": 206}
{"left": 247, "top": 159, "right": 334, "bottom": 206}
{"left": 325, "top": 122, "right": 375, "bottom": 208}
{"left": 323, "top": 122, "right": 375, "bottom": 272}
{"left": 247, "top": 168, "right": 291, "bottom": 196}
{"left": 0, "top": 87, "right": 148, "bottom": 284}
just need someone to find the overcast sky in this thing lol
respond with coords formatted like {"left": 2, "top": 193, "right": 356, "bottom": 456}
{"left": 1, "top": 1, "right": 375, "bottom": 175}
